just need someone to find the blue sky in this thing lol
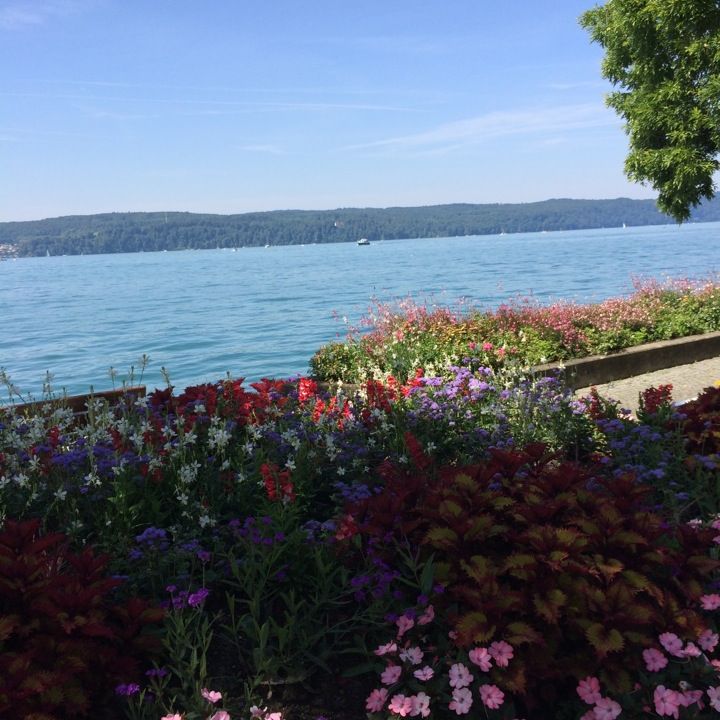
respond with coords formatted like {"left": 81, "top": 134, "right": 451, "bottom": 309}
{"left": 0, "top": 0, "right": 655, "bottom": 222}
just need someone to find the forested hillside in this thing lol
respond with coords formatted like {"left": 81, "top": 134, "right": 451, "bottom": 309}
{"left": 2, "top": 197, "right": 720, "bottom": 257}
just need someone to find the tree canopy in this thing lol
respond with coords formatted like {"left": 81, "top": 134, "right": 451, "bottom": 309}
{"left": 581, "top": 0, "right": 720, "bottom": 221}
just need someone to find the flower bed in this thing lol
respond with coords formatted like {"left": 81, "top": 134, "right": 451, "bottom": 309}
{"left": 1, "top": 361, "right": 720, "bottom": 719}
{"left": 310, "top": 277, "right": 720, "bottom": 384}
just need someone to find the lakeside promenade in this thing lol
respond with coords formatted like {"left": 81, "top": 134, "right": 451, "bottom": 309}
{"left": 575, "top": 356, "right": 720, "bottom": 413}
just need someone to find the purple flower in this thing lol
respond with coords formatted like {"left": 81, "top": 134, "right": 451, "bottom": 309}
{"left": 187, "top": 588, "right": 210, "bottom": 607}
{"left": 115, "top": 683, "right": 141, "bottom": 696}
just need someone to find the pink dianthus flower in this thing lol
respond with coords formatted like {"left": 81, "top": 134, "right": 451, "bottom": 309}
{"left": 448, "top": 662, "right": 473, "bottom": 689}
{"left": 479, "top": 684, "right": 504, "bottom": 709}
{"left": 468, "top": 646, "right": 492, "bottom": 671}
{"left": 396, "top": 614, "right": 415, "bottom": 637}
{"left": 413, "top": 666, "right": 434, "bottom": 681}
{"left": 643, "top": 648, "right": 669, "bottom": 672}
{"left": 593, "top": 697, "right": 621, "bottom": 720}
{"left": 201, "top": 689, "right": 222, "bottom": 704}
{"left": 576, "top": 676, "right": 602, "bottom": 705}
{"left": 366, "top": 688, "right": 389, "bottom": 712}
{"left": 699, "top": 628, "right": 719, "bottom": 652}
{"left": 381, "top": 664, "right": 402, "bottom": 685}
{"left": 488, "top": 640, "right": 513, "bottom": 667}
{"left": 701, "top": 594, "right": 720, "bottom": 610}
{"left": 410, "top": 692, "right": 431, "bottom": 718}
{"left": 448, "top": 687, "right": 473, "bottom": 715}
{"left": 654, "top": 685, "right": 682, "bottom": 718}
{"left": 659, "top": 632, "right": 684, "bottom": 657}
{"left": 388, "top": 694, "right": 413, "bottom": 717}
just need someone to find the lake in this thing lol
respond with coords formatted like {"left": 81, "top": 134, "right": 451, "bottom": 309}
{"left": 2, "top": 222, "right": 719, "bottom": 401}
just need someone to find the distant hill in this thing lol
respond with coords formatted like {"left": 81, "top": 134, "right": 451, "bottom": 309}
{"left": 2, "top": 197, "right": 720, "bottom": 257}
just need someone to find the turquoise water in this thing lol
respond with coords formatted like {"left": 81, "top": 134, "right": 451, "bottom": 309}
{"left": 2, "top": 222, "right": 719, "bottom": 400}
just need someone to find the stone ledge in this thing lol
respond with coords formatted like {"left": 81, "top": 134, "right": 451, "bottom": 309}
{"left": 532, "top": 331, "right": 720, "bottom": 390}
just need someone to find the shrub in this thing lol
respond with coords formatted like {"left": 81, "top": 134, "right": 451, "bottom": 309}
{"left": 346, "top": 446, "right": 720, "bottom": 718}
{"left": 0, "top": 518, "right": 164, "bottom": 719}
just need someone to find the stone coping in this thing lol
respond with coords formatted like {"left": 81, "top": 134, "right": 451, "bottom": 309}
{"left": 532, "top": 331, "right": 720, "bottom": 390}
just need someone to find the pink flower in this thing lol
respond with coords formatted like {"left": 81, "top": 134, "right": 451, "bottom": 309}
{"left": 381, "top": 664, "right": 402, "bottom": 685}
{"left": 682, "top": 641, "right": 701, "bottom": 658}
{"left": 699, "top": 628, "right": 719, "bottom": 652}
{"left": 410, "top": 692, "right": 431, "bottom": 718}
{"left": 643, "top": 648, "right": 669, "bottom": 672}
{"left": 659, "top": 632, "right": 684, "bottom": 657}
{"left": 161, "top": 715, "right": 183, "bottom": 720}
{"left": 707, "top": 686, "right": 720, "bottom": 711}
{"left": 679, "top": 689, "right": 703, "bottom": 707}
{"left": 482, "top": 342, "right": 494, "bottom": 351}
{"left": 448, "top": 663, "right": 473, "bottom": 689}
{"left": 468, "top": 646, "right": 492, "bottom": 672}
{"left": 375, "top": 641, "right": 398, "bottom": 656}
{"left": 396, "top": 614, "right": 415, "bottom": 637}
{"left": 654, "top": 686, "right": 682, "bottom": 718}
{"left": 479, "top": 684, "right": 505, "bottom": 709}
{"left": 488, "top": 640, "right": 514, "bottom": 667}
{"left": 388, "top": 694, "right": 413, "bottom": 717}
{"left": 413, "top": 666, "right": 434, "bottom": 681}
{"left": 201, "top": 688, "right": 223, "bottom": 704}
{"left": 701, "top": 594, "right": 720, "bottom": 610}
{"left": 209, "top": 713, "right": 230, "bottom": 720}
{"left": 366, "top": 688, "right": 389, "bottom": 712}
{"left": 593, "top": 697, "right": 621, "bottom": 720}
{"left": 399, "top": 646, "right": 423, "bottom": 665}
{"left": 448, "top": 687, "right": 473, "bottom": 715}
{"left": 266, "top": 714, "right": 282, "bottom": 720}
{"left": 417, "top": 604, "right": 435, "bottom": 625}
{"left": 577, "top": 677, "right": 602, "bottom": 705}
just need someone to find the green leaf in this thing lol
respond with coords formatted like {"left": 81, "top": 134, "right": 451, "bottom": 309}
{"left": 585, "top": 623, "right": 625, "bottom": 657}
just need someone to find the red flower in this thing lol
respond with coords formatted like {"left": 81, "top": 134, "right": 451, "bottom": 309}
{"left": 298, "top": 377, "right": 318, "bottom": 404}
{"left": 260, "top": 462, "right": 295, "bottom": 503}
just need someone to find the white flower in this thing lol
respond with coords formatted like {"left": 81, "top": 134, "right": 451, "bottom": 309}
{"left": 198, "top": 514, "right": 215, "bottom": 528}
{"left": 14, "top": 472, "right": 29, "bottom": 487}
{"left": 54, "top": 488, "right": 67, "bottom": 501}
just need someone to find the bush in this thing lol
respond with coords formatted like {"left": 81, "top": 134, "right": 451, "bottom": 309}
{"left": 346, "top": 445, "right": 720, "bottom": 718}
{"left": 0, "top": 518, "right": 164, "bottom": 719}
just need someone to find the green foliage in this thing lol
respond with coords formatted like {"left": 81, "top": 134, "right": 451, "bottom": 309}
{"left": 0, "top": 518, "right": 164, "bottom": 719}
{"left": 581, "top": 0, "right": 720, "bottom": 221}
{"left": 311, "top": 279, "right": 720, "bottom": 383}
{"left": 219, "top": 503, "right": 377, "bottom": 697}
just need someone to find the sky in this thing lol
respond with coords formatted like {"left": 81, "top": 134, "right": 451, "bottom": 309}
{"left": 0, "top": 0, "right": 657, "bottom": 222}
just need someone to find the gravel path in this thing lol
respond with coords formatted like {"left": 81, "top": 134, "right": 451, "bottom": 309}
{"left": 574, "top": 356, "right": 720, "bottom": 413}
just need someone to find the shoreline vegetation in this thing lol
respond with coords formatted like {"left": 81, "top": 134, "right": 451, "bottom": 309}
{"left": 310, "top": 276, "right": 720, "bottom": 385}
{"left": 3, "top": 196, "right": 720, "bottom": 258}
{"left": 2, "top": 279, "right": 720, "bottom": 719}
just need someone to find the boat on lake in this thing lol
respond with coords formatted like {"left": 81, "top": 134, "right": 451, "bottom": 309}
{"left": 357, "top": 237, "right": 370, "bottom": 246}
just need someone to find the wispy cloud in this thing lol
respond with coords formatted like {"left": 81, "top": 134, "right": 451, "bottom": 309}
{"left": 235, "top": 144, "right": 284, "bottom": 155}
{"left": 0, "top": 90, "right": 418, "bottom": 113}
{"left": 0, "top": 1, "right": 90, "bottom": 30}
{"left": 344, "top": 103, "right": 620, "bottom": 154}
